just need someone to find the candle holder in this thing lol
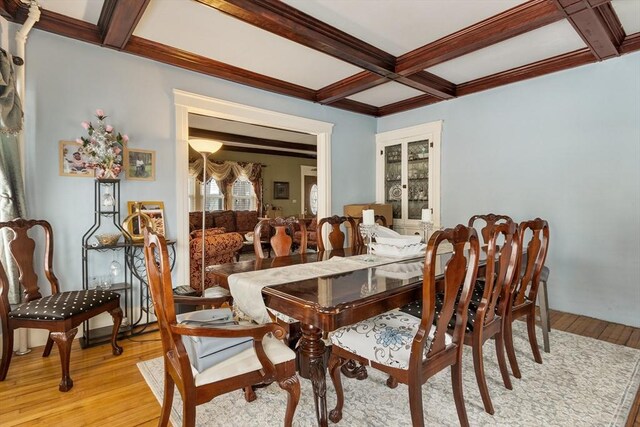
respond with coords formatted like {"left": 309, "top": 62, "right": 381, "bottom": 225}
{"left": 360, "top": 223, "right": 378, "bottom": 262}
{"left": 420, "top": 220, "right": 434, "bottom": 244}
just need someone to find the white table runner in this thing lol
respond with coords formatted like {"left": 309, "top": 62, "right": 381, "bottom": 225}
{"left": 228, "top": 254, "right": 416, "bottom": 324}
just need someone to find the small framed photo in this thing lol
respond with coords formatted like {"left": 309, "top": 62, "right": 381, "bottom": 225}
{"left": 126, "top": 201, "right": 165, "bottom": 238}
{"left": 273, "top": 181, "right": 289, "bottom": 199}
{"left": 59, "top": 140, "right": 93, "bottom": 177}
{"left": 125, "top": 148, "right": 155, "bottom": 181}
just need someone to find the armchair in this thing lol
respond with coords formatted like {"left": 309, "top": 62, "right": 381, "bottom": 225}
{"left": 189, "top": 229, "right": 243, "bottom": 294}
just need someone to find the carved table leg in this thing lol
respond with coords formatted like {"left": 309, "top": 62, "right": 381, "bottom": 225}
{"left": 341, "top": 359, "right": 368, "bottom": 380}
{"left": 51, "top": 328, "right": 78, "bottom": 392}
{"left": 300, "top": 323, "right": 328, "bottom": 427}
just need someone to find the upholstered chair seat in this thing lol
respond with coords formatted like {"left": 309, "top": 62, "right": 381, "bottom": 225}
{"left": 9, "top": 290, "right": 119, "bottom": 321}
{"left": 192, "top": 334, "right": 296, "bottom": 387}
{"left": 330, "top": 310, "right": 452, "bottom": 371}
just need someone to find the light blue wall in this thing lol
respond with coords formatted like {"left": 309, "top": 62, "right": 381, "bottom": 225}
{"left": 24, "top": 30, "right": 376, "bottom": 295}
{"left": 378, "top": 52, "right": 640, "bottom": 327}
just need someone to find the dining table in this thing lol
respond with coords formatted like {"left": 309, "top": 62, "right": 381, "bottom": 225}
{"left": 207, "top": 246, "right": 452, "bottom": 427}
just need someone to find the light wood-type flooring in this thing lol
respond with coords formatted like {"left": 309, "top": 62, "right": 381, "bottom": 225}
{"left": 0, "top": 309, "right": 638, "bottom": 427}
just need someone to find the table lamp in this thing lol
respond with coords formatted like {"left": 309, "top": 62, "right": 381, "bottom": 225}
{"left": 189, "top": 138, "right": 223, "bottom": 293}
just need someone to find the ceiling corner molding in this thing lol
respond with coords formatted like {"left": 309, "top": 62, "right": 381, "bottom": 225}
{"left": 395, "top": 0, "right": 565, "bottom": 75}
{"left": 554, "top": 0, "right": 624, "bottom": 60}
{"left": 457, "top": 47, "right": 595, "bottom": 96}
{"left": 98, "top": 0, "right": 150, "bottom": 49}
{"left": 196, "top": 0, "right": 396, "bottom": 76}
{"left": 620, "top": 32, "right": 640, "bottom": 55}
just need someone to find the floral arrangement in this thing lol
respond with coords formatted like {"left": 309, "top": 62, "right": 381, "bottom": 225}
{"left": 77, "top": 109, "right": 128, "bottom": 179}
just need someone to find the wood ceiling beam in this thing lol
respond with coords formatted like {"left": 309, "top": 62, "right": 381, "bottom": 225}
{"left": 329, "top": 98, "right": 380, "bottom": 116}
{"left": 98, "top": 0, "right": 150, "bottom": 49}
{"left": 377, "top": 94, "right": 441, "bottom": 117}
{"left": 554, "top": 0, "right": 624, "bottom": 60}
{"left": 394, "top": 71, "right": 456, "bottom": 99}
{"left": 218, "top": 144, "right": 316, "bottom": 160}
{"left": 396, "top": 0, "right": 565, "bottom": 76}
{"left": 188, "top": 128, "right": 317, "bottom": 153}
{"left": 195, "top": 0, "right": 396, "bottom": 76}
{"left": 316, "top": 72, "right": 388, "bottom": 104}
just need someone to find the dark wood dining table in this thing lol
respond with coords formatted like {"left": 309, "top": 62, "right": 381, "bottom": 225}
{"left": 207, "top": 246, "right": 443, "bottom": 427}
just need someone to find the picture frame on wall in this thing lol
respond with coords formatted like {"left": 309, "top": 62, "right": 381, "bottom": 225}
{"left": 58, "top": 140, "right": 93, "bottom": 177}
{"left": 273, "top": 181, "right": 289, "bottom": 199}
{"left": 126, "top": 201, "right": 166, "bottom": 238}
{"left": 125, "top": 148, "right": 156, "bottom": 181}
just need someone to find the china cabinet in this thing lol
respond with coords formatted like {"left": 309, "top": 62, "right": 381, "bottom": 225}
{"left": 375, "top": 121, "right": 442, "bottom": 236}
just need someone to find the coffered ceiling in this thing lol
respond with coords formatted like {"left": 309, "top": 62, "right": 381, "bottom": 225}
{"left": 2, "top": 0, "right": 639, "bottom": 117}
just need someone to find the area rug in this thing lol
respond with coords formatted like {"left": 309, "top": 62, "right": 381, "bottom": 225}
{"left": 138, "top": 322, "right": 640, "bottom": 426}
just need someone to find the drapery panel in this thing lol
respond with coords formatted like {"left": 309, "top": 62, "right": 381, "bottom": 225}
{"left": 0, "top": 51, "right": 26, "bottom": 304}
{"left": 189, "top": 160, "right": 262, "bottom": 212}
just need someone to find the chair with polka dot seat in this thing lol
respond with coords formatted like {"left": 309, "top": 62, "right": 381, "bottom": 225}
{"left": 0, "top": 219, "right": 123, "bottom": 392}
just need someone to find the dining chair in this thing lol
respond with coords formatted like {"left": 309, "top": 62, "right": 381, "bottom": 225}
{"left": 468, "top": 221, "right": 520, "bottom": 413}
{"left": 143, "top": 229, "right": 300, "bottom": 427}
{"left": 504, "top": 218, "right": 550, "bottom": 379}
{"left": 469, "top": 213, "right": 551, "bottom": 353}
{"left": 253, "top": 217, "right": 307, "bottom": 259}
{"left": 468, "top": 213, "right": 512, "bottom": 246}
{"left": 328, "top": 224, "right": 480, "bottom": 427}
{"left": 316, "top": 215, "right": 356, "bottom": 251}
{"left": 351, "top": 214, "right": 388, "bottom": 246}
{"left": 0, "top": 219, "right": 123, "bottom": 392}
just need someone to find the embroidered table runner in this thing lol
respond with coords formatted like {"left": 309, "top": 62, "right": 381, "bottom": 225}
{"left": 228, "top": 254, "right": 417, "bottom": 324}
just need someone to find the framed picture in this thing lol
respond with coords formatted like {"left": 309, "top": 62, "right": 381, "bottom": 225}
{"left": 125, "top": 148, "right": 155, "bottom": 181}
{"left": 273, "top": 181, "right": 289, "bottom": 199}
{"left": 126, "top": 201, "right": 165, "bottom": 238}
{"left": 59, "top": 140, "right": 93, "bottom": 177}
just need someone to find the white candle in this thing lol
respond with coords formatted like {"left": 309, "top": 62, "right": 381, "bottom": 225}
{"left": 421, "top": 209, "right": 432, "bottom": 222}
{"left": 362, "top": 209, "right": 375, "bottom": 225}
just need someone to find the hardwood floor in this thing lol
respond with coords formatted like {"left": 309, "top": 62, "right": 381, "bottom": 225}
{"left": 0, "top": 310, "right": 638, "bottom": 427}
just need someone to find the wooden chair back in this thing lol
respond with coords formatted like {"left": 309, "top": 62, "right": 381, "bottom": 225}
{"left": 143, "top": 230, "right": 194, "bottom": 384}
{"left": 254, "top": 217, "right": 307, "bottom": 258}
{"left": 0, "top": 219, "right": 59, "bottom": 305}
{"left": 511, "top": 218, "right": 550, "bottom": 308}
{"left": 468, "top": 213, "right": 512, "bottom": 247}
{"left": 479, "top": 221, "right": 519, "bottom": 326}
{"left": 317, "top": 215, "right": 356, "bottom": 251}
{"left": 414, "top": 224, "right": 480, "bottom": 359}
{"left": 351, "top": 215, "right": 388, "bottom": 246}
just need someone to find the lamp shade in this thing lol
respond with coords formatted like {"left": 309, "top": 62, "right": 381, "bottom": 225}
{"left": 189, "top": 138, "right": 223, "bottom": 154}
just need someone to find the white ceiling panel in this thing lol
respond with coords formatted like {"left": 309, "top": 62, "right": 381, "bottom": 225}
{"left": 612, "top": 0, "right": 640, "bottom": 35}
{"left": 426, "top": 21, "right": 587, "bottom": 84}
{"left": 134, "top": 0, "right": 362, "bottom": 90}
{"left": 347, "top": 81, "right": 425, "bottom": 107}
{"left": 38, "top": 0, "right": 104, "bottom": 24}
{"left": 282, "top": 0, "right": 527, "bottom": 56}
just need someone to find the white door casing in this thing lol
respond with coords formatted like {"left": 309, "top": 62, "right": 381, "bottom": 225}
{"left": 174, "top": 90, "right": 333, "bottom": 287}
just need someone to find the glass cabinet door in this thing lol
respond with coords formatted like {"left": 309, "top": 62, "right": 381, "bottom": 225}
{"left": 383, "top": 144, "right": 402, "bottom": 221}
{"left": 407, "top": 139, "right": 429, "bottom": 220}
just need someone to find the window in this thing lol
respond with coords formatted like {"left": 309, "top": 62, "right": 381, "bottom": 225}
{"left": 205, "top": 179, "right": 224, "bottom": 211}
{"left": 232, "top": 177, "right": 256, "bottom": 211}
{"left": 309, "top": 184, "right": 318, "bottom": 215}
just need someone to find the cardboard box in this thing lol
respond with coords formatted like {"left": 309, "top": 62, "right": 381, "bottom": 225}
{"left": 343, "top": 203, "right": 393, "bottom": 227}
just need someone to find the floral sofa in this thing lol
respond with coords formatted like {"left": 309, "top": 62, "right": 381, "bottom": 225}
{"left": 293, "top": 217, "right": 318, "bottom": 249}
{"left": 188, "top": 210, "right": 259, "bottom": 292}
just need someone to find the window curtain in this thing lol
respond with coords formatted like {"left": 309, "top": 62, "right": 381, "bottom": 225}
{"left": 0, "top": 51, "right": 26, "bottom": 305}
{"left": 188, "top": 159, "right": 262, "bottom": 212}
